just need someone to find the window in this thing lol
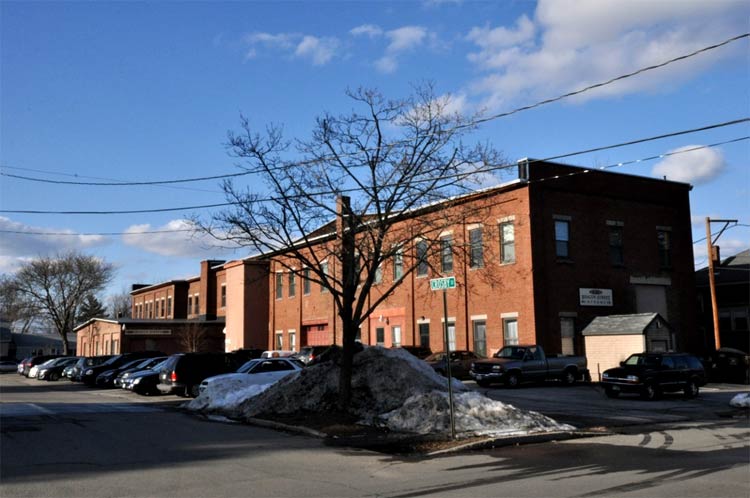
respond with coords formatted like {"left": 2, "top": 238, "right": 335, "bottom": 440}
{"left": 276, "top": 273, "right": 283, "bottom": 299}
{"left": 446, "top": 321, "right": 456, "bottom": 351}
{"left": 657, "top": 229, "right": 672, "bottom": 268}
{"left": 418, "top": 323, "right": 430, "bottom": 348}
{"left": 320, "top": 261, "right": 329, "bottom": 293}
{"left": 160, "top": 299, "right": 165, "bottom": 317}
{"left": 469, "top": 227, "right": 484, "bottom": 268}
{"left": 220, "top": 285, "right": 226, "bottom": 308}
{"left": 440, "top": 235, "right": 453, "bottom": 273}
{"left": 393, "top": 248, "right": 404, "bottom": 281}
{"left": 374, "top": 263, "right": 383, "bottom": 284}
{"left": 303, "top": 268, "right": 311, "bottom": 295}
{"left": 503, "top": 318, "right": 519, "bottom": 346}
{"left": 609, "top": 226, "right": 624, "bottom": 265}
{"left": 288, "top": 271, "right": 296, "bottom": 298}
{"left": 391, "top": 326, "right": 402, "bottom": 347}
{"left": 473, "top": 320, "right": 487, "bottom": 357}
{"left": 416, "top": 240, "right": 428, "bottom": 277}
{"left": 167, "top": 296, "right": 172, "bottom": 317}
{"left": 194, "top": 294, "right": 200, "bottom": 315}
{"left": 555, "top": 220, "right": 570, "bottom": 258}
{"left": 275, "top": 332, "right": 283, "bottom": 350}
{"left": 289, "top": 331, "right": 296, "bottom": 352}
{"left": 376, "top": 327, "right": 385, "bottom": 346}
{"left": 500, "top": 222, "right": 515, "bottom": 264}
{"left": 560, "top": 317, "right": 575, "bottom": 355}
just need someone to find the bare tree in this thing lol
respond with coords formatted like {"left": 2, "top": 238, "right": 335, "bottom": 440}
{"left": 0, "top": 274, "right": 38, "bottom": 334}
{"left": 178, "top": 321, "right": 209, "bottom": 353}
{"left": 9, "top": 252, "right": 114, "bottom": 355}
{"left": 108, "top": 288, "right": 132, "bottom": 319}
{"left": 203, "top": 84, "right": 504, "bottom": 409}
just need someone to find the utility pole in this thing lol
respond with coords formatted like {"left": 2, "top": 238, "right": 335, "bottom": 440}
{"left": 705, "top": 217, "right": 737, "bottom": 350}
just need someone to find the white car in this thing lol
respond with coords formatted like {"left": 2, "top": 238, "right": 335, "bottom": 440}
{"left": 199, "top": 357, "right": 304, "bottom": 394}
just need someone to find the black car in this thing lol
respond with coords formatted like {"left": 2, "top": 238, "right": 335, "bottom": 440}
{"left": 81, "top": 352, "right": 164, "bottom": 386}
{"left": 95, "top": 357, "right": 162, "bottom": 388}
{"left": 69, "top": 355, "right": 113, "bottom": 382}
{"left": 425, "top": 350, "right": 483, "bottom": 380}
{"left": 158, "top": 353, "right": 241, "bottom": 397}
{"left": 601, "top": 352, "right": 707, "bottom": 400}
{"left": 37, "top": 357, "right": 81, "bottom": 381}
{"left": 397, "top": 345, "right": 433, "bottom": 360}
{"left": 114, "top": 357, "right": 167, "bottom": 387}
{"left": 124, "top": 359, "right": 170, "bottom": 395}
{"left": 294, "top": 345, "right": 333, "bottom": 365}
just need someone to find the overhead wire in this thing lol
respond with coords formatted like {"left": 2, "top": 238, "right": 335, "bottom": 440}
{"left": 1, "top": 33, "right": 747, "bottom": 188}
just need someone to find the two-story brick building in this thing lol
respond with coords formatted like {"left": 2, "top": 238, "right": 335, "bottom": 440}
{"left": 267, "top": 160, "right": 698, "bottom": 358}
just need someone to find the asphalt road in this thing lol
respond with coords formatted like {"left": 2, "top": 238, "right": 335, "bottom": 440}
{"left": 1, "top": 374, "right": 748, "bottom": 498}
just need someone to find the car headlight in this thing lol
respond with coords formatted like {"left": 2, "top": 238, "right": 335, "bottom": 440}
{"left": 85, "top": 369, "right": 93, "bottom": 375}
{"left": 602, "top": 373, "right": 610, "bottom": 379}
{"left": 492, "top": 365, "right": 503, "bottom": 372}
{"left": 133, "top": 377, "right": 142, "bottom": 384}
{"left": 626, "top": 375, "right": 639, "bottom": 383}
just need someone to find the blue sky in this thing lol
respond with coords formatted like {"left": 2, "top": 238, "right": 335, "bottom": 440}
{"left": 1, "top": 0, "right": 748, "bottom": 302}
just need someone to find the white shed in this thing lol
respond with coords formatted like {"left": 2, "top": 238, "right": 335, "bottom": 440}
{"left": 582, "top": 313, "right": 673, "bottom": 381}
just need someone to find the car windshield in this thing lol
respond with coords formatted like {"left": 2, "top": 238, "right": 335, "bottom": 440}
{"left": 149, "top": 360, "right": 169, "bottom": 371}
{"left": 237, "top": 359, "right": 262, "bottom": 373}
{"left": 624, "top": 354, "right": 661, "bottom": 367}
{"left": 494, "top": 347, "right": 527, "bottom": 359}
{"left": 425, "top": 353, "right": 446, "bottom": 362}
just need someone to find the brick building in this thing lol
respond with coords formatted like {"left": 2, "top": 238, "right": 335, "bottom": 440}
{"left": 267, "top": 160, "right": 698, "bottom": 358}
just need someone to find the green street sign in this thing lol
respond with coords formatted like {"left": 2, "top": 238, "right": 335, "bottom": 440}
{"left": 430, "top": 276, "right": 456, "bottom": 291}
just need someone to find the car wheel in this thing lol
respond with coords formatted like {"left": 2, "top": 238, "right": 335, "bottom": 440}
{"left": 684, "top": 380, "right": 699, "bottom": 398}
{"left": 605, "top": 387, "right": 619, "bottom": 398}
{"left": 476, "top": 380, "right": 491, "bottom": 388}
{"left": 188, "top": 384, "right": 200, "bottom": 398}
{"left": 505, "top": 372, "right": 521, "bottom": 388}
{"left": 561, "top": 369, "right": 577, "bottom": 386}
{"left": 640, "top": 382, "right": 659, "bottom": 401}
{"left": 49, "top": 372, "right": 59, "bottom": 381}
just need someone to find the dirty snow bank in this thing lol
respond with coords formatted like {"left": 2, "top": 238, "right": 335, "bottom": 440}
{"left": 377, "top": 390, "right": 573, "bottom": 436}
{"left": 186, "top": 346, "right": 571, "bottom": 437}
{"left": 730, "top": 392, "right": 750, "bottom": 408}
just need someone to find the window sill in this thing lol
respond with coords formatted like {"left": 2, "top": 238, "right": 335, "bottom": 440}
{"left": 556, "top": 258, "right": 574, "bottom": 264}
{"left": 499, "top": 261, "right": 516, "bottom": 266}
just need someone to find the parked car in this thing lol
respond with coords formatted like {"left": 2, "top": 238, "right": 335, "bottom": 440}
{"left": 397, "top": 345, "right": 433, "bottom": 360}
{"left": 81, "top": 352, "right": 164, "bottom": 386}
{"left": 601, "top": 352, "right": 707, "bottom": 400}
{"left": 425, "top": 351, "right": 484, "bottom": 380}
{"left": 29, "top": 356, "right": 69, "bottom": 378}
{"left": 19, "top": 355, "right": 60, "bottom": 377}
{"left": 124, "top": 359, "right": 170, "bottom": 395}
{"left": 0, "top": 360, "right": 19, "bottom": 373}
{"left": 158, "top": 353, "right": 241, "bottom": 397}
{"left": 199, "top": 357, "right": 305, "bottom": 394}
{"left": 114, "top": 357, "right": 167, "bottom": 387}
{"left": 294, "top": 345, "right": 333, "bottom": 365}
{"left": 69, "top": 355, "right": 113, "bottom": 382}
{"left": 37, "top": 357, "right": 81, "bottom": 381}
{"left": 705, "top": 348, "right": 749, "bottom": 384}
{"left": 17, "top": 357, "right": 30, "bottom": 374}
{"left": 96, "top": 358, "right": 160, "bottom": 388}
{"left": 470, "top": 345, "right": 589, "bottom": 387}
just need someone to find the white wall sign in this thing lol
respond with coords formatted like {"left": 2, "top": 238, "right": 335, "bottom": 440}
{"left": 123, "top": 329, "right": 172, "bottom": 336}
{"left": 579, "top": 288, "right": 613, "bottom": 307}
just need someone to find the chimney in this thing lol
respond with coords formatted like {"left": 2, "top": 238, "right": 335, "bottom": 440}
{"left": 517, "top": 158, "right": 529, "bottom": 181}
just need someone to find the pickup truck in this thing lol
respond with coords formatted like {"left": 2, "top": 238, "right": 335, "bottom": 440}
{"left": 469, "top": 345, "right": 589, "bottom": 387}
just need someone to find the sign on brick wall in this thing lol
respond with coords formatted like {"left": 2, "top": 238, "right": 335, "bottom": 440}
{"left": 579, "top": 288, "right": 613, "bottom": 307}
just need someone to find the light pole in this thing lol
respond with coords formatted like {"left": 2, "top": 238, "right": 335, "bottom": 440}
{"left": 705, "top": 217, "right": 737, "bottom": 350}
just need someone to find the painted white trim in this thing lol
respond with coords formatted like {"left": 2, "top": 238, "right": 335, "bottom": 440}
{"left": 501, "top": 312, "right": 519, "bottom": 319}
{"left": 466, "top": 223, "right": 483, "bottom": 231}
{"left": 630, "top": 276, "right": 672, "bottom": 286}
{"left": 440, "top": 317, "right": 457, "bottom": 323}
{"left": 470, "top": 314, "right": 488, "bottom": 321}
{"left": 606, "top": 220, "right": 624, "bottom": 227}
{"left": 498, "top": 215, "right": 516, "bottom": 223}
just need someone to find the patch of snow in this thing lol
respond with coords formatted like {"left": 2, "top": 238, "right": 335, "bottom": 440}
{"left": 729, "top": 392, "right": 750, "bottom": 408}
{"left": 376, "top": 390, "right": 574, "bottom": 436}
{"left": 186, "top": 346, "right": 570, "bottom": 437}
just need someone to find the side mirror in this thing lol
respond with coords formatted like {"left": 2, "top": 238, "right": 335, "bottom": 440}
{"left": 619, "top": 361, "right": 625, "bottom": 367}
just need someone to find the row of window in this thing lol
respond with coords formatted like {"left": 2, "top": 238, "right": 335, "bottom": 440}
{"left": 134, "top": 297, "right": 173, "bottom": 319}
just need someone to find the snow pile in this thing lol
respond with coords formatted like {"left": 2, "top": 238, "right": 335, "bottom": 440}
{"left": 729, "top": 392, "right": 750, "bottom": 408}
{"left": 187, "top": 377, "right": 273, "bottom": 412}
{"left": 377, "top": 390, "right": 573, "bottom": 436}
{"left": 186, "top": 346, "right": 571, "bottom": 437}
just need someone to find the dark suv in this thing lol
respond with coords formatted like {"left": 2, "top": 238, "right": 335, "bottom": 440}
{"left": 158, "top": 353, "right": 240, "bottom": 397}
{"left": 601, "top": 352, "right": 707, "bottom": 400}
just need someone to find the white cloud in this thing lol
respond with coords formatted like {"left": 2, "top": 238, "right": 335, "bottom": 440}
{"left": 295, "top": 36, "right": 340, "bottom": 65}
{"left": 464, "top": 0, "right": 749, "bottom": 110}
{"left": 122, "top": 219, "right": 241, "bottom": 258}
{"left": 350, "top": 24, "right": 383, "bottom": 38}
{"left": 0, "top": 217, "right": 108, "bottom": 274}
{"left": 693, "top": 238, "right": 748, "bottom": 268}
{"left": 651, "top": 146, "right": 726, "bottom": 184}
{"left": 372, "top": 26, "right": 429, "bottom": 73}
{"left": 243, "top": 31, "right": 340, "bottom": 65}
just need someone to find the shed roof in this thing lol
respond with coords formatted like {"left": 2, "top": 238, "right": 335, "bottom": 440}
{"left": 582, "top": 313, "right": 669, "bottom": 336}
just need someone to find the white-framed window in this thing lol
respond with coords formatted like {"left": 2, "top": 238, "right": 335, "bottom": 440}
{"left": 303, "top": 268, "right": 311, "bottom": 295}
{"left": 220, "top": 285, "right": 226, "bottom": 308}
{"left": 503, "top": 317, "right": 519, "bottom": 346}
{"left": 393, "top": 248, "right": 404, "bottom": 281}
{"left": 320, "top": 261, "right": 329, "bottom": 293}
{"left": 288, "top": 271, "right": 296, "bottom": 298}
{"left": 288, "top": 330, "right": 296, "bottom": 352}
{"left": 416, "top": 240, "right": 428, "bottom": 277}
{"left": 555, "top": 219, "right": 570, "bottom": 258}
{"left": 275, "top": 331, "right": 283, "bottom": 350}
{"left": 275, "top": 272, "right": 283, "bottom": 299}
{"left": 441, "top": 235, "right": 453, "bottom": 273}
{"left": 500, "top": 221, "right": 515, "bottom": 264}
{"left": 391, "top": 326, "right": 402, "bottom": 348}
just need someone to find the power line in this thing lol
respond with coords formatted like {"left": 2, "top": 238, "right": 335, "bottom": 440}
{"left": 2, "top": 33, "right": 747, "bottom": 189}
{"left": 1, "top": 132, "right": 745, "bottom": 223}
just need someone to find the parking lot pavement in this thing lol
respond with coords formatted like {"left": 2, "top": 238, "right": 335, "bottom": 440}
{"left": 470, "top": 381, "right": 749, "bottom": 429}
